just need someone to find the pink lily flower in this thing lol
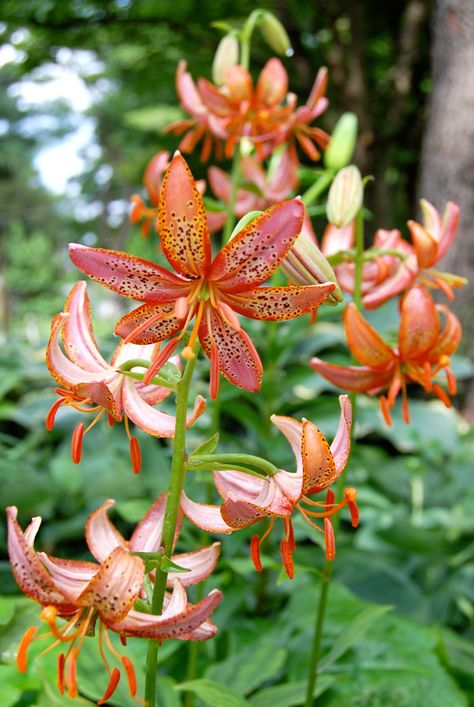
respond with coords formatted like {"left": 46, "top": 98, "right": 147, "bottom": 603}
{"left": 321, "top": 200, "right": 465, "bottom": 309}
{"left": 311, "top": 286, "right": 462, "bottom": 425}
{"left": 69, "top": 153, "right": 336, "bottom": 398}
{"left": 7, "top": 497, "right": 221, "bottom": 702}
{"left": 46, "top": 281, "right": 205, "bottom": 473}
{"left": 181, "top": 395, "right": 358, "bottom": 578}
{"left": 206, "top": 149, "right": 299, "bottom": 232}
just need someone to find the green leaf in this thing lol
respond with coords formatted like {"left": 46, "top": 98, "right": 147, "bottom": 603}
{"left": 175, "top": 679, "right": 250, "bottom": 707}
{"left": 206, "top": 642, "right": 287, "bottom": 695}
{"left": 319, "top": 604, "right": 392, "bottom": 671}
{"left": 124, "top": 105, "right": 185, "bottom": 132}
{"left": 249, "top": 675, "right": 338, "bottom": 707}
{"left": 192, "top": 432, "right": 220, "bottom": 456}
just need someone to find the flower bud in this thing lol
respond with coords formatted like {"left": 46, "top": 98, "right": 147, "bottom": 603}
{"left": 324, "top": 113, "right": 358, "bottom": 171}
{"left": 259, "top": 11, "right": 293, "bottom": 57}
{"left": 281, "top": 220, "right": 343, "bottom": 305}
{"left": 212, "top": 34, "right": 239, "bottom": 86}
{"left": 326, "top": 166, "right": 363, "bottom": 228}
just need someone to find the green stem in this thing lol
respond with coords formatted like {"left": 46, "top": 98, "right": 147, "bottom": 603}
{"left": 304, "top": 206, "right": 365, "bottom": 705}
{"left": 240, "top": 9, "right": 263, "bottom": 70}
{"left": 301, "top": 171, "right": 334, "bottom": 207}
{"left": 189, "top": 453, "right": 277, "bottom": 476}
{"left": 144, "top": 345, "right": 199, "bottom": 707}
{"left": 222, "top": 147, "right": 241, "bottom": 243}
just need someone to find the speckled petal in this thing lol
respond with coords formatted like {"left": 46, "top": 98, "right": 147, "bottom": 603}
{"left": 122, "top": 377, "right": 206, "bottom": 436}
{"left": 209, "top": 199, "right": 305, "bottom": 292}
{"left": 69, "top": 244, "right": 189, "bottom": 302}
{"left": 115, "top": 302, "right": 184, "bottom": 345}
{"left": 300, "top": 419, "right": 337, "bottom": 494}
{"left": 7, "top": 507, "right": 71, "bottom": 607}
{"left": 399, "top": 285, "right": 440, "bottom": 360}
{"left": 199, "top": 307, "right": 262, "bottom": 392}
{"left": 76, "top": 546, "right": 144, "bottom": 623}
{"left": 168, "top": 543, "right": 220, "bottom": 587}
{"left": 222, "top": 283, "right": 335, "bottom": 321}
{"left": 159, "top": 153, "right": 211, "bottom": 278}
{"left": 344, "top": 304, "right": 396, "bottom": 368}
{"left": 85, "top": 499, "right": 128, "bottom": 563}
{"left": 329, "top": 395, "right": 352, "bottom": 476}
{"left": 62, "top": 282, "right": 110, "bottom": 372}
{"left": 310, "top": 357, "right": 394, "bottom": 392}
{"left": 37, "top": 555, "right": 98, "bottom": 600}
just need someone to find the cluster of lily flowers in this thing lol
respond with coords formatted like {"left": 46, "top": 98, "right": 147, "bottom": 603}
{"left": 7, "top": 19, "right": 465, "bottom": 704}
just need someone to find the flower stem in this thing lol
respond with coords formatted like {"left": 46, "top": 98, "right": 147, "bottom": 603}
{"left": 301, "top": 171, "right": 334, "bottom": 207}
{"left": 144, "top": 345, "right": 199, "bottom": 707}
{"left": 222, "top": 147, "right": 241, "bottom": 243}
{"left": 304, "top": 206, "right": 365, "bottom": 705}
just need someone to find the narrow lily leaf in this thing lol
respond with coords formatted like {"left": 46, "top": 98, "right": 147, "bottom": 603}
{"left": 249, "top": 675, "right": 338, "bottom": 707}
{"left": 160, "top": 556, "right": 191, "bottom": 573}
{"left": 174, "top": 679, "right": 250, "bottom": 707}
{"left": 319, "top": 604, "right": 392, "bottom": 671}
{"left": 229, "top": 211, "right": 263, "bottom": 240}
{"left": 191, "top": 432, "right": 220, "bottom": 456}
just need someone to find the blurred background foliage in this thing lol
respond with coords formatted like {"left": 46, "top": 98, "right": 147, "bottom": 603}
{"left": 1, "top": 1, "right": 474, "bottom": 705}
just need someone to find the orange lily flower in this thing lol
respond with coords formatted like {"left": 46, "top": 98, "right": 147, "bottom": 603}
{"left": 70, "top": 153, "right": 335, "bottom": 398}
{"left": 311, "top": 285, "right": 462, "bottom": 425}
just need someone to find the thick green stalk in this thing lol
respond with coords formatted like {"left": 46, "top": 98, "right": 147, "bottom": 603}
{"left": 144, "top": 347, "right": 198, "bottom": 707}
{"left": 304, "top": 206, "right": 365, "bottom": 705}
{"left": 301, "top": 171, "right": 334, "bottom": 207}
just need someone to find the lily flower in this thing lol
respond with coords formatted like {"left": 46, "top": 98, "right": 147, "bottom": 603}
{"left": 69, "top": 153, "right": 336, "bottom": 398}
{"left": 7, "top": 497, "right": 221, "bottom": 702}
{"left": 311, "top": 286, "right": 462, "bottom": 425}
{"left": 321, "top": 200, "right": 465, "bottom": 309}
{"left": 46, "top": 281, "right": 205, "bottom": 472}
{"left": 180, "top": 395, "right": 357, "bottom": 578}
{"left": 206, "top": 148, "right": 299, "bottom": 232}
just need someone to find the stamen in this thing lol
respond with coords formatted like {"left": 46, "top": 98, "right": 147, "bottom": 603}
{"left": 122, "top": 656, "right": 137, "bottom": 697}
{"left": 98, "top": 667, "right": 121, "bottom": 705}
{"left": 344, "top": 488, "right": 359, "bottom": 527}
{"left": 46, "top": 398, "right": 64, "bottom": 430}
{"left": 324, "top": 518, "right": 336, "bottom": 561}
{"left": 433, "top": 384, "right": 452, "bottom": 407}
{"left": 401, "top": 378, "right": 410, "bottom": 424}
{"left": 380, "top": 396, "right": 392, "bottom": 426}
{"left": 279, "top": 539, "right": 294, "bottom": 579}
{"left": 285, "top": 518, "right": 296, "bottom": 552}
{"left": 182, "top": 300, "right": 205, "bottom": 359}
{"left": 250, "top": 535, "right": 262, "bottom": 572}
{"left": 67, "top": 648, "right": 79, "bottom": 698}
{"left": 387, "top": 372, "right": 401, "bottom": 406}
{"left": 143, "top": 337, "right": 180, "bottom": 385}
{"left": 445, "top": 366, "right": 457, "bottom": 396}
{"left": 71, "top": 423, "right": 85, "bottom": 464}
{"left": 129, "top": 436, "right": 141, "bottom": 475}
{"left": 16, "top": 626, "right": 39, "bottom": 672}
{"left": 58, "top": 653, "right": 66, "bottom": 694}
{"left": 98, "top": 623, "right": 111, "bottom": 676}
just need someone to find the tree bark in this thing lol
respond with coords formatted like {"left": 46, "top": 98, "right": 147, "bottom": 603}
{"left": 418, "top": 0, "right": 474, "bottom": 417}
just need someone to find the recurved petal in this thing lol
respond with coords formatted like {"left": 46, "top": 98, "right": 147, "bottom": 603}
{"left": 224, "top": 65, "right": 253, "bottom": 103}
{"left": 437, "top": 201, "right": 460, "bottom": 261}
{"left": 76, "top": 546, "right": 144, "bottom": 622}
{"left": 159, "top": 153, "right": 211, "bottom": 278}
{"left": 115, "top": 302, "right": 184, "bottom": 345}
{"left": 362, "top": 264, "right": 415, "bottom": 310}
{"left": 69, "top": 244, "right": 190, "bottom": 302}
{"left": 344, "top": 303, "right": 396, "bottom": 368}
{"left": 180, "top": 492, "right": 235, "bottom": 533}
{"left": 407, "top": 220, "right": 438, "bottom": 270}
{"left": 213, "top": 470, "right": 268, "bottom": 502}
{"left": 329, "top": 394, "right": 352, "bottom": 476}
{"left": 270, "top": 415, "right": 303, "bottom": 475}
{"left": 256, "top": 58, "right": 288, "bottom": 106}
{"left": 129, "top": 494, "right": 167, "bottom": 553}
{"left": 122, "top": 377, "right": 206, "bottom": 436}
{"left": 310, "top": 357, "right": 394, "bottom": 393}
{"left": 320, "top": 222, "right": 355, "bottom": 256}
{"left": 209, "top": 199, "right": 305, "bottom": 292}
{"left": 7, "top": 507, "right": 70, "bottom": 607}
{"left": 198, "top": 308, "right": 262, "bottom": 392}
{"left": 85, "top": 499, "right": 127, "bottom": 563}
{"left": 222, "top": 283, "right": 335, "bottom": 321}
{"left": 108, "top": 583, "right": 222, "bottom": 640}
{"left": 62, "top": 282, "right": 109, "bottom": 372}
{"left": 300, "top": 419, "right": 337, "bottom": 494}
{"left": 37, "top": 555, "right": 98, "bottom": 600}
{"left": 399, "top": 285, "right": 440, "bottom": 360}
{"left": 430, "top": 304, "right": 462, "bottom": 359}
{"left": 176, "top": 60, "right": 207, "bottom": 118}
{"left": 168, "top": 543, "right": 221, "bottom": 587}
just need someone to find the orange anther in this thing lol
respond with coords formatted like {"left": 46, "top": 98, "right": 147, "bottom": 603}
{"left": 67, "top": 648, "right": 78, "bottom": 698}
{"left": 121, "top": 656, "right": 137, "bottom": 697}
{"left": 58, "top": 653, "right": 66, "bottom": 694}
{"left": 324, "top": 518, "right": 336, "bottom": 561}
{"left": 344, "top": 487, "right": 357, "bottom": 503}
{"left": 250, "top": 535, "right": 263, "bottom": 573}
{"left": 46, "top": 398, "right": 64, "bottom": 431}
{"left": 98, "top": 667, "right": 121, "bottom": 705}
{"left": 129, "top": 436, "right": 141, "bottom": 475}
{"left": 380, "top": 396, "right": 392, "bottom": 426}
{"left": 16, "top": 626, "right": 39, "bottom": 673}
{"left": 325, "top": 489, "right": 335, "bottom": 508}
{"left": 40, "top": 605, "right": 58, "bottom": 623}
{"left": 209, "top": 344, "right": 220, "bottom": 400}
{"left": 71, "top": 422, "right": 85, "bottom": 464}
{"left": 280, "top": 539, "right": 294, "bottom": 580}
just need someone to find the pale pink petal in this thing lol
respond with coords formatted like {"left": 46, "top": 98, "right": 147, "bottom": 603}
{"left": 330, "top": 394, "right": 352, "bottom": 476}
{"left": 129, "top": 494, "right": 167, "bottom": 553}
{"left": 168, "top": 543, "right": 220, "bottom": 587}
{"left": 437, "top": 201, "right": 460, "bottom": 262}
{"left": 122, "top": 377, "right": 206, "bottom": 436}
{"left": 213, "top": 470, "right": 267, "bottom": 502}
{"left": 62, "top": 282, "right": 110, "bottom": 372}
{"left": 321, "top": 222, "right": 355, "bottom": 257}
{"left": 270, "top": 416, "right": 303, "bottom": 475}
{"left": 37, "top": 554, "right": 98, "bottom": 599}
{"left": 180, "top": 492, "right": 234, "bottom": 533}
{"left": 85, "top": 499, "right": 128, "bottom": 562}
{"left": 176, "top": 60, "right": 208, "bottom": 119}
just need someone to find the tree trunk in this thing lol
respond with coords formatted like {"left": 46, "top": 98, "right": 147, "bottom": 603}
{"left": 418, "top": 0, "right": 474, "bottom": 417}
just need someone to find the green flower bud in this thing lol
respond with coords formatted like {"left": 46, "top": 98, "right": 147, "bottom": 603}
{"left": 327, "top": 166, "right": 363, "bottom": 228}
{"left": 259, "top": 11, "right": 293, "bottom": 57}
{"left": 324, "top": 113, "right": 358, "bottom": 171}
{"left": 212, "top": 34, "right": 240, "bottom": 86}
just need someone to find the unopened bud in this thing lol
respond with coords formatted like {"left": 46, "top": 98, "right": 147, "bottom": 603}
{"left": 259, "top": 11, "right": 293, "bottom": 57}
{"left": 324, "top": 113, "right": 358, "bottom": 171}
{"left": 281, "top": 224, "right": 343, "bottom": 305}
{"left": 212, "top": 34, "right": 239, "bottom": 86}
{"left": 327, "top": 166, "right": 363, "bottom": 228}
